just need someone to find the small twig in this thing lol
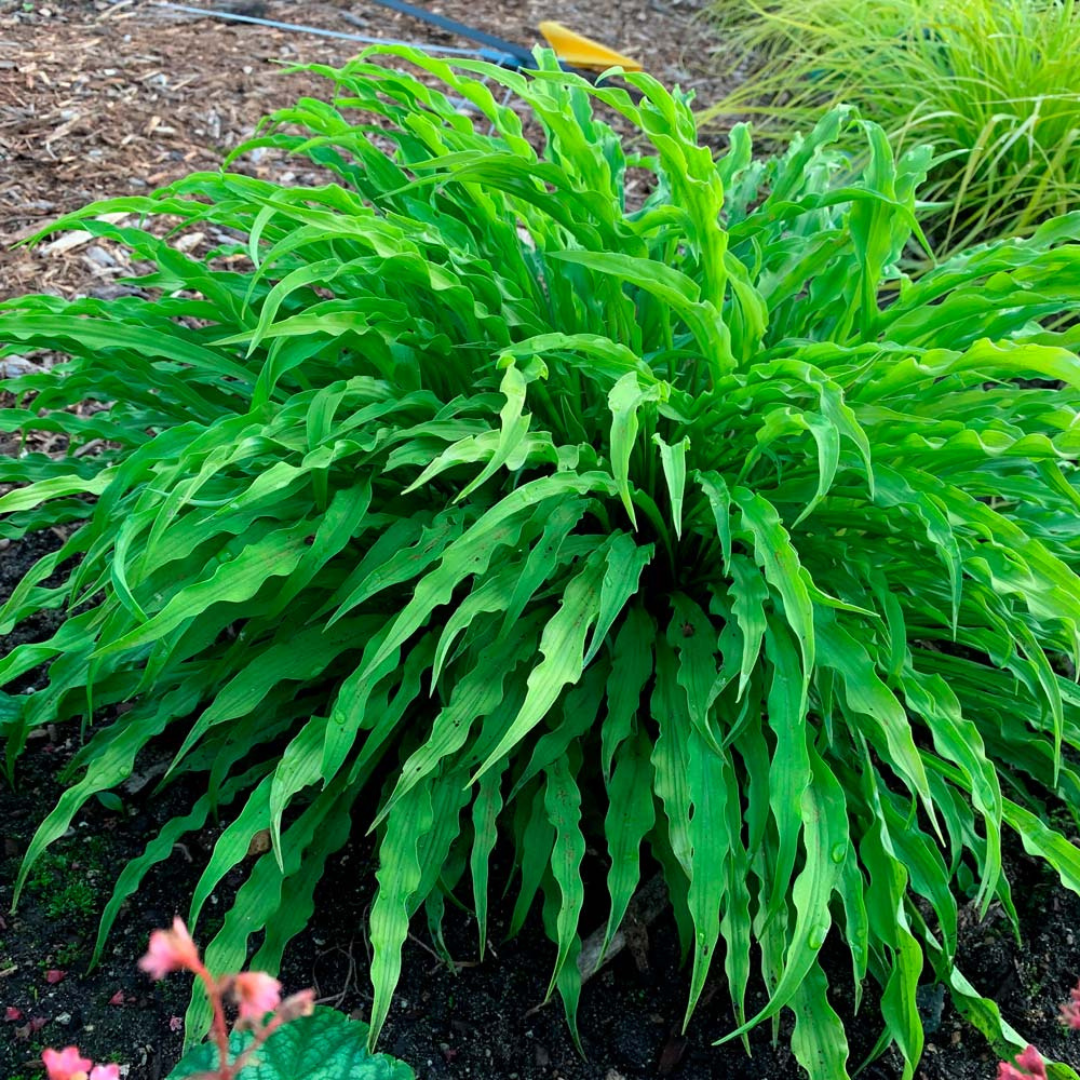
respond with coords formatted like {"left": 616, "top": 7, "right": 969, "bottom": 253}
{"left": 577, "top": 873, "right": 668, "bottom": 981}
{"left": 407, "top": 932, "right": 481, "bottom": 974}
{"left": 73, "top": 438, "right": 105, "bottom": 458}
{"left": 525, "top": 875, "right": 668, "bottom": 1018}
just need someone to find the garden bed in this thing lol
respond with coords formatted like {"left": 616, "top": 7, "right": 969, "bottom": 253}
{"left": 5, "top": 2, "right": 1080, "bottom": 1080}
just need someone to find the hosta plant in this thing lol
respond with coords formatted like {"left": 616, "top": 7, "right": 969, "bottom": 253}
{"left": 5, "top": 48, "right": 1080, "bottom": 1080}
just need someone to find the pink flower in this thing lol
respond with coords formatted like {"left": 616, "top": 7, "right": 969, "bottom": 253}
{"left": 107, "top": 990, "right": 125, "bottom": 1006}
{"left": 5, "top": 1006, "right": 24, "bottom": 1021}
{"left": 1018, "top": 1044, "right": 1049, "bottom": 1079}
{"left": 999, "top": 1045, "right": 1047, "bottom": 1080}
{"left": 168, "top": 1015, "right": 183, "bottom": 1033}
{"left": 42, "top": 1046, "right": 93, "bottom": 1080}
{"left": 89, "top": 1067, "right": 120, "bottom": 1080}
{"left": 232, "top": 971, "right": 282, "bottom": 1026}
{"left": 45, "top": 970, "right": 67, "bottom": 985}
{"left": 138, "top": 918, "right": 201, "bottom": 980}
{"left": 1062, "top": 981, "right": 1080, "bottom": 1030}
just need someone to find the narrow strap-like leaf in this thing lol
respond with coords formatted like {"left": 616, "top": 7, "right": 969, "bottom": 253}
{"left": 470, "top": 764, "right": 505, "bottom": 960}
{"left": 598, "top": 726, "right": 655, "bottom": 968}
{"left": 651, "top": 638, "right": 693, "bottom": 876}
{"left": 600, "top": 606, "right": 654, "bottom": 779}
{"left": 543, "top": 754, "right": 586, "bottom": 1000}
{"left": 471, "top": 542, "right": 609, "bottom": 781}
{"left": 684, "top": 730, "right": 731, "bottom": 1028}
{"left": 652, "top": 432, "right": 690, "bottom": 538}
{"left": 368, "top": 779, "right": 435, "bottom": 1050}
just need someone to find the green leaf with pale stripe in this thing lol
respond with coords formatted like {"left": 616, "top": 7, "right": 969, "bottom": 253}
{"left": 471, "top": 543, "right": 608, "bottom": 781}
{"left": 684, "top": 730, "right": 731, "bottom": 1028}
{"left": 652, "top": 432, "right": 690, "bottom": 538}
{"left": 600, "top": 607, "right": 654, "bottom": 779}
{"left": 470, "top": 764, "right": 505, "bottom": 960}
{"left": 543, "top": 755, "right": 586, "bottom": 1000}
{"left": 598, "top": 727, "right": 655, "bottom": 967}
{"left": 368, "top": 779, "right": 435, "bottom": 1050}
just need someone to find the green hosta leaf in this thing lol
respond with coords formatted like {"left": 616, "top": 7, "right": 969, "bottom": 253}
{"left": 668, "top": 600, "right": 717, "bottom": 727}
{"left": 509, "top": 783, "right": 556, "bottom": 939}
{"left": 719, "top": 747, "right": 752, "bottom": 1040}
{"left": 600, "top": 607, "right": 654, "bottom": 779}
{"left": 651, "top": 638, "right": 693, "bottom": 877}
{"left": 327, "top": 510, "right": 464, "bottom": 627}
{"left": 583, "top": 533, "right": 653, "bottom": 667}
{"left": 817, "top": 613, "right": 935, "bottom": 824}
{"left": 358, "top": 472, "right": 616, "bottom": 683}
{"left": 185, "top": 781, "right": 356, "bottom": 1042}
{"left": 652, "top": 432, "right": 690, "bottom": 538}
{"left": 167, "top": 1008, "right": 414, "bottom": 1080}
{"left": 470, "top": 764, "right": 505, "bottom": 960}
{"left": 729, "top": 556, "right": 769, "bottom": 699}
{"left": 762, "top": 620, "right": 811, "bottom": 918}
{"left": 719, "top": 743, "right": 847, "bottom": 1043}
{"left": 501, "top": 332, "right": 656, "bottom": 385}
{"left": 598, "top": 726, "right": 655, "bottom": 967}
{"left": 859, "top": 763, "right": 925, "bottom": 1078}
{"left": 189, "top": 777, "right": 273, "bottom": 930}
{"left": 734, "top": 488, "right": 815, "bottom": 684}
{"left": 790, "top": 962, "right": 851, "bottom": 1080}
{"left": 900, "top": 669, "right": 1002, "bottom": 914}
{"left": 471, "top": 541, "right": 610, "bottom": 780}
{"left": 368, "top": 779, "right": 434, "bottom": 1049}
{"left": 684, "top": 731, "right": 731, "bottom": 1028}
{"left": 511, "top": 663, "right": 607, "bottom": 801}
{"left": 500, "top": 498, "right": 590, "bottom": 636}
{"left": 0, "top": 468, "right": 116, "bottom": 514}
{"left": 92, "top": 766, "right": 265, "bottom": 968}
{"left": 543, "top": 754, "right": 586, "bottom": 1000}
{"left": 608, "top": 372, "right": 663, "bottom": 528}
{"left": 454, "top": 361, "right": 532, "bottom": 499}
{"left": 94, "top": 523, "right": 312, "bottom": 658}
{"left": 377, "top": 612, "right": 542, "bottom": 828}
{"left": 14, "top": 680, "right": 202, "bottom": 906}
{"left": 695, "top": 470, "right": 733, "bottom": 574}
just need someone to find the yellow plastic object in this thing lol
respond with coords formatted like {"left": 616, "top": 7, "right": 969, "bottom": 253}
{"left": 538, "top": 21, "right": 643, "bottom": 72}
